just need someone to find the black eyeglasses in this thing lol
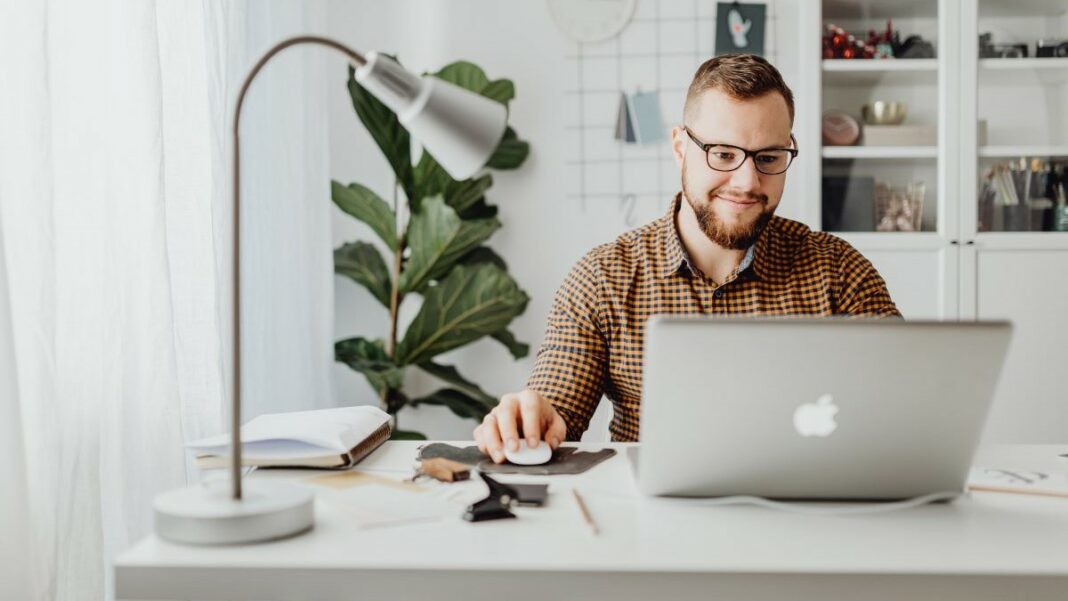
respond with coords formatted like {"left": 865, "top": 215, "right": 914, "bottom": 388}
{"left": 683, "top": 126, "right": 798, "bottom": 175}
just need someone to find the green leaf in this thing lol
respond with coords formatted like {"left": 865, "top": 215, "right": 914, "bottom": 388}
{"left": 480, "top": 79, "right": 515, "bottom": 104}
{"left": 399, "top": 196, "right": 500, "bottom": 294}
{"left": 396, "top": 263, "right": 529, "bottom": 365}
{"left": 417, "top": 361, "right": 496, "bottom": 406}
{"left": 486, "top": 127, "right": 529, "bottom": 170}
{"left": 390, "top": 429, "right": 428, "bottom": 440}
{"left": 331, "top": 181, "right": 398, "bottom": 252}
{"left": 334, "top": 242, "right": 392, "bottom": 308}
{"left": 410, "top": 388, "right": 493, "bottom": 421}
{"left": 445, "top": 174, "right": 493, "bottom": 214}
{"left": 491, "top": 329, "right": 530, "bottom": 360}
{"left": 433, "top": 61, "right": 490, "bottom": 93}
{"left": 412, "top": 151, "right": 452, "bottom": 210}
{"left": 459, "top": 246, "right": 508, "bottom": 270}
{"left": 347, "top": 65, "right": 413, "bottom": 200}
{"left": 433, "top": 63, "right": 514, "bottom": 105}
{"left": 335, "top": 337, "right": 406, "bottom": 395}
{"left": 457, "top": 198, "right": 498, "bottom": 220}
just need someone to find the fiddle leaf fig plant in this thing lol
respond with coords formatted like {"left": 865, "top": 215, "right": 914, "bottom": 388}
{"left": 334, "top": 58, "right": 531, "bottom": 440}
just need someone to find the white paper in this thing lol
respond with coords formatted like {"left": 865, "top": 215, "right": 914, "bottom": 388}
{"left": 186, "top": 405, "right": 390, "bottom": 460}
{"left": 317, "top": 484, "right": 459, "bottom": 529}
{"left": 967, "top": 467, "right": 1068, "bottom": 495}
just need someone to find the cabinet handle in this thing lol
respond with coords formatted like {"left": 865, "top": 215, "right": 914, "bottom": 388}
{"left": 965, "top": 240, "right": 975, "bottom": 245}
{"left": 950, "top": 240, "right": 959, "bottom": 245}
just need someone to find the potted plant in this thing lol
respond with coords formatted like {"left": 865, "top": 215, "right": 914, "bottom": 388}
{"left": 333, "top": 58, "right": 531, "bottom": 439}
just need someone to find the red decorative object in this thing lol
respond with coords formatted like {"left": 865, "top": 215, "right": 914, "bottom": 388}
{"left": 822, "top": 20, "right": 901, "bottom": 59}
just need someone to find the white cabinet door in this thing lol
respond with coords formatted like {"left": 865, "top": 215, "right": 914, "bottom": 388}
{"left": 841, "top": 235, "right": 958, "bottom": 321}
{"left": 972, "top": 248, "right": 1068, "bottom": 443}
{"left": 862, "top": 248, "right": 956, "bottom": 320}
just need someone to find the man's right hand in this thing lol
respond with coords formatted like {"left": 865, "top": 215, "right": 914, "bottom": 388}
{"left": 473, "top": 389, "right": 567, "bottom": 464}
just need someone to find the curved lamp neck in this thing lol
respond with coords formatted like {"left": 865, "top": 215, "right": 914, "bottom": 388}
{"left": 230, "top": 36, "right": 365, "bottom": 500}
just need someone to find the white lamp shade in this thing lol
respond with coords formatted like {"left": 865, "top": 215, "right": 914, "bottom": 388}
{"left": 355, "top": 51, "right": 507, "bottom": 180}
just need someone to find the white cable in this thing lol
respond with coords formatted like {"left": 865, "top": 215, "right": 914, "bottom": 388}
{"left": 656, "top": 491, "right": 963, "bottom": 516}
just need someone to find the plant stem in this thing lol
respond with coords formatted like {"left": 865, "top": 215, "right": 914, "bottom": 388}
{"left": 387, "top": 178, "right": 403, "bottom": 359}
{"left": 381, "top": 179, "right": 404, "bottom": 412}
{"left": 387, "top": 235, "right": 403, "bottom": 356}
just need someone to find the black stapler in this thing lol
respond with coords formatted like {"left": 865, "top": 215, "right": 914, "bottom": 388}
{"left": 463, "top": 471, "right": 519, "bottom": 522}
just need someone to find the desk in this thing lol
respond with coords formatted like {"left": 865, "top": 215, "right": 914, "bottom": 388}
{"left": 115, "top": 442, "right": 1068, "bottom": 601}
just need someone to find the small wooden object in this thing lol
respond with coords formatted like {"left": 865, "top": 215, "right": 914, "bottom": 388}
{"left": 418, "top": 458, "right": 471, "bottom": 483}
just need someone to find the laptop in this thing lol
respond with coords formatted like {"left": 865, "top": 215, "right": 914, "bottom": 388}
{"left": 633, "top": 316, "right": 1012, "bottom": 499}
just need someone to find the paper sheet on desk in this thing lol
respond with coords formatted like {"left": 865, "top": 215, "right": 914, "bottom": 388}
{"left": 311, "top": 472, "right": 463, "bottom": 529}
{"left": 967, "top": 467, "right": 1068, "bottom": 499}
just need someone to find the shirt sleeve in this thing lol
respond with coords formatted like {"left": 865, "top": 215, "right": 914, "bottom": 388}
{"left": 834, "top": 241, "right": 902, "bottom": 317}
{"left": 525, "top": 251, "right": 609, "bottom": 441}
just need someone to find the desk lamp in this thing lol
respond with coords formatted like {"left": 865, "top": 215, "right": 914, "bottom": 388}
{"left": 152, "top": 36, "right": 507, "bottom": 545}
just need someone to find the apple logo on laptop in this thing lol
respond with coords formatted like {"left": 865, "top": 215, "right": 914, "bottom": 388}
{"left": 793, "top": 393, "right": 839, "bottom": 437}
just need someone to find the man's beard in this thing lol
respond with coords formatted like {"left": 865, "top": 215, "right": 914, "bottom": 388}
{"left": 681, "top": 164, "right": 774, "bottom": 250}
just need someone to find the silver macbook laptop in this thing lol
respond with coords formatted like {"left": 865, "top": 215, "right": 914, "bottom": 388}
{"left": 634, "top": 316, "right": 1012, "bottom": 499}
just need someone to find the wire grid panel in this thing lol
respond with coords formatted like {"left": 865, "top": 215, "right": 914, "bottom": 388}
{"left": 565, "top": 0, "right": 779, "bottom": 227}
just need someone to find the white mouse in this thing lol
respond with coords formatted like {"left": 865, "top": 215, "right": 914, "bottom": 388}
{"left": 503, "top": 440, "right": 553, "bottom": 465}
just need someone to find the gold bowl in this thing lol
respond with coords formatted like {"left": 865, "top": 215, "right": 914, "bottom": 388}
{"left": 861, "top": 101, "right": 907, "bottom": 125}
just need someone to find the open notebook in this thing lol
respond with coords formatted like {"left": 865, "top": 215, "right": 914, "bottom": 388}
{"left": 187, "top": 406, "right": 392, "bottom": 469}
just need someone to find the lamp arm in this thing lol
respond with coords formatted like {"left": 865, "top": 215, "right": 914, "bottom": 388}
{"left": 230, "top": 36, "right": 366, "bottom": 500}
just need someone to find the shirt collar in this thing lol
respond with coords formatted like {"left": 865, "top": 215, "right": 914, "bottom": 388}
{"left": 658, "top": 193, "right": 766, "bottom": 281}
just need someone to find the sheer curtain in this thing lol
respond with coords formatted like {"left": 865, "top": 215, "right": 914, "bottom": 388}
{"left": 0, "top": 1, "right": 333, "bottom": 599}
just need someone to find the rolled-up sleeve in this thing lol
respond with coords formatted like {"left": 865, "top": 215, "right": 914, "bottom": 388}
{"left": 525, "top": 252, "right": 608, "bottom": 440}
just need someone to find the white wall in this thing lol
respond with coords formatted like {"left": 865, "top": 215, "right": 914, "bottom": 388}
{"left": 326, "top": 0, "right": 802, "bottom": 439}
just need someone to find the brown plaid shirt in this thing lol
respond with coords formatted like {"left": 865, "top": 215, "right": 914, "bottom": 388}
{"left": 526, "top": 194, "right": 901, "bottom": 442}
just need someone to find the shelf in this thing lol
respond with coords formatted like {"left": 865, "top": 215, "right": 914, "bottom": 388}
{"left": 822, "top": 145, "right": 938, "bottom": 159}
{"left": 833, "top": 232, "right": 946, "bottom": 250}
{"left": 978, "top": 0, "right": 1068, "bottom": 18}
{"left": 979, "top": 58, "right": 1068, "bottom": 85}
{"left": 823, "top": 0, "right": 939, "bottom": 20}
{"left": 980, "top": 58, "right": 1068, "bottom": 71}
{"left": 978, "top": 146, "right": 1068, "bottom": 158}
{"left": 973, "top": 232, "right": 1068, "bottom": 250}
{"left": 822, "top": 59, "right": 938, "bottom": 72}
{"left": 822, "top": 59, "right": 938, "bottom": 86}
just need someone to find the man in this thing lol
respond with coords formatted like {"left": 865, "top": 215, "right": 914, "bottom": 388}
{"left": 474, "top": 54, "right": 900, "bottom": 463}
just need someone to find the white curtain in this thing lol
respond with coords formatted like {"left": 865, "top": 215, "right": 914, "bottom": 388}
{"left": 0, "top": 199, "right": 33, "bottom": 601}
{"left": 0, "top": 1, "right": 333, "bottom": 599}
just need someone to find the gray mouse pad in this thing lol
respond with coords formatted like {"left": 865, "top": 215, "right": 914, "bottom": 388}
{"left": 417, "top": 443, "right": 616, "bottom": 475}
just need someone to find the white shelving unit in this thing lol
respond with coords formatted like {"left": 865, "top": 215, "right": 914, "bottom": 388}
{"left": 798, "top": 0, "right": 1068, "bottom": 443}
{"left": 978, "top": 145, "right": 1068, "bottom": 158}
{"left": 979, "top": 57, "right": 1068, "bottom": 70}
{"left": 977, "top": 58, "right": 1068, "bottom": 85}
{"left": 821, "top": 146, "right": 938, "bottom": 159}
{"left": 821, "top": 58, "right": 939, "bottom": 86}
{"left": 822, "top": 58, "right": 939, "bottom": 71}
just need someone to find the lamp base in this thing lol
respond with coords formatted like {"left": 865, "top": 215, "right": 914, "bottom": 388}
{"left": 154, "top": 479, "right": 314, "bottom": 545}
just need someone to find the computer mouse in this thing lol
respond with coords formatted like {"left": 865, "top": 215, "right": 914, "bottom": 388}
{"left": 503, "top": 440, "right": 552, "bottom": 465}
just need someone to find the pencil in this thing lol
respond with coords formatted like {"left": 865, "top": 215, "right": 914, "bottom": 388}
{"left": 571, "top": 488, "right": 599, "bottom": 536}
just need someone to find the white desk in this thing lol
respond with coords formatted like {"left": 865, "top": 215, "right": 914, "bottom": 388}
{"left": 115, "top": 442, "right": 1068, "bottom": 601}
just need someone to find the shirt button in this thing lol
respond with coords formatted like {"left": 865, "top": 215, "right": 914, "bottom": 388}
{"left": 714, "top": 289, "right": 724, "bottom": 298}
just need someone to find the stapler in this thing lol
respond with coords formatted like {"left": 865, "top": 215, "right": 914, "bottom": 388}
{"left": 463, "top": 471, "right": 519, "bottom": 522}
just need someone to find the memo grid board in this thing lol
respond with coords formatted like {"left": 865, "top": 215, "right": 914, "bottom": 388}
{"left": 565, "top": 0, "right": 779, "bottom": 227}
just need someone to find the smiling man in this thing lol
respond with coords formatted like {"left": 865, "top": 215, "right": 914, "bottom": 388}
{"left": 474, "top": 54, "right": 900, "bottom": 461}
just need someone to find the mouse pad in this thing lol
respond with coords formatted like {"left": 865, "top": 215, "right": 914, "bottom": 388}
{"left": 417, "top": 443, "right": 616, "bottom": 475}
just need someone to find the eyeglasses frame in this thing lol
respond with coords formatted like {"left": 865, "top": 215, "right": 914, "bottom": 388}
{"left": 683, "top": 126, "right": 799, "bottom": 175}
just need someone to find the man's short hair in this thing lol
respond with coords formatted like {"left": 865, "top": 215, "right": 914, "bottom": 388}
{"left": 684, "top": 54, "right": 795, "bottom": 125}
